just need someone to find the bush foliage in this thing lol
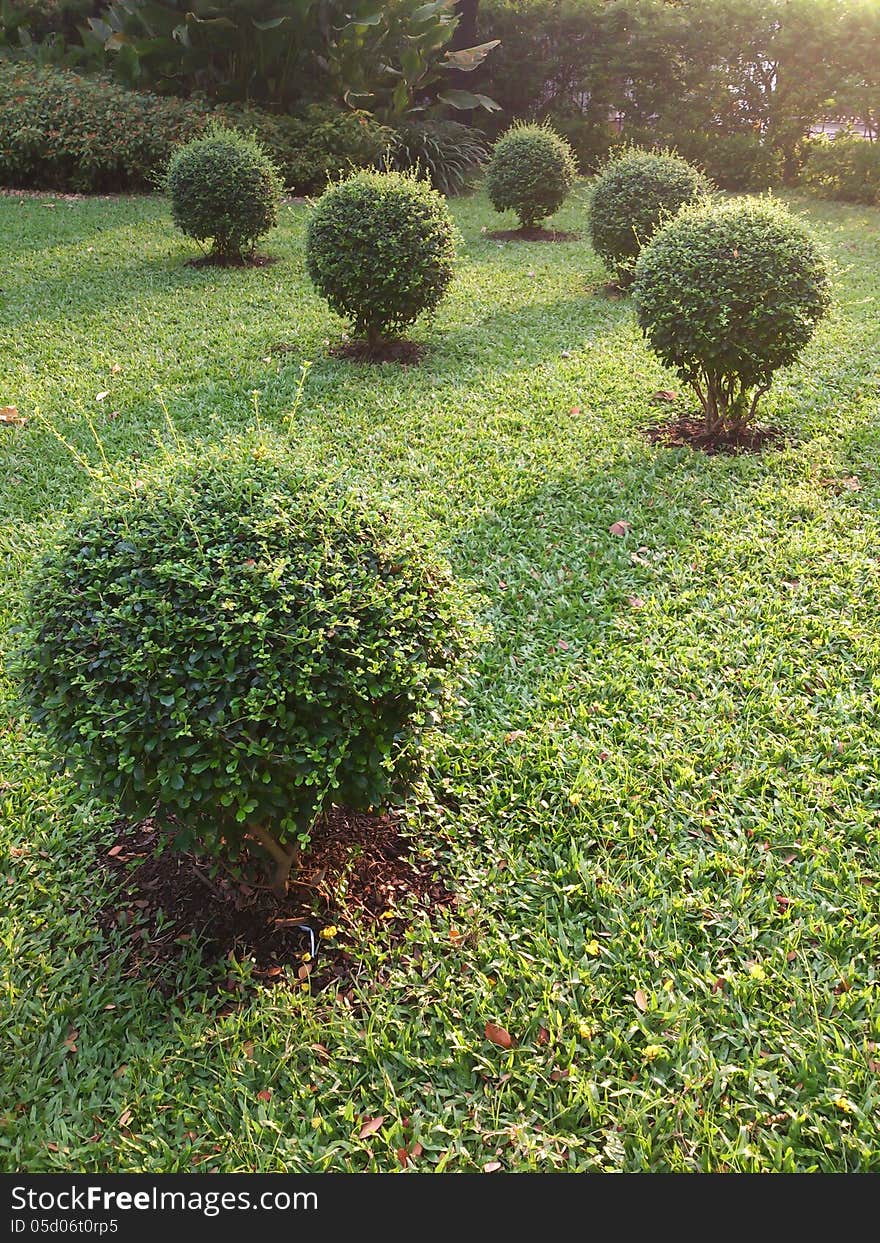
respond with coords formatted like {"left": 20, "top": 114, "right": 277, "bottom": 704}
{"left": 661, "top": 131, "right": 783, "bottom": 192}
{"left": 632, "top": 196, "right": 832, "bottom": 431}
{"left": 589, "top": 147, "right": 712, "bottom": 282}
{"left": 16, "top": 434, "right": 471, "bottom": 889}
{"left": 306, "top": 170, "right": 457, "bottom": 346}
{"left": 220, "top": 104, "right": 393, "bottom": 197}
{"left": 0, "top": 63, "right": 391, "bottom": 194}
{"left": 166, "top": 125, "right": 282, "bottom": 260}
{"left": 485, "top": 122, "right": 578, "bottom": 229}
{"left": 802, "top": 135, "right": 880, "bottom": 205}
{"left": 0, "top": 62, "right": 206, "bottom": 192}
{"left": 476, "top": 0, "right": 879, "bottom": 177}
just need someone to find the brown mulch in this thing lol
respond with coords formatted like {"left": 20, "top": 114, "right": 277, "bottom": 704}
{"left": 186, "top": 252, "right": 277, "bottom": 269}
{"left": 486, "top": 227, "right": 580, "bottom": 242}
{"left": 329, "top": 338, "right": 425, "bottom": 365}
{"left": 643, "top": 412, "right": 787, "bottom": 456}
{"left": 96, "top": 808, "right": 453, "bottom": 995}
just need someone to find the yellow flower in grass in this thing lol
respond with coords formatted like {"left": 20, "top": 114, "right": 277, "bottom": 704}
{"left": 320, "top": 925, "right": 339, "bottom": 941}
{"left": 642, "top": 1044, "right": 664, "bottom": 1062}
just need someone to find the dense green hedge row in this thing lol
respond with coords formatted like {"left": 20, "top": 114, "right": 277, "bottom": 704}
{"left": 802, "top": 136, "right": 880, "bottom": 205}
{"left": 0, "top": 63, "right": 391, "bottom": 194}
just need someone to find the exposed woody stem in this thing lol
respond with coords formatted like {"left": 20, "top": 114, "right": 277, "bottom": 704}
{"left": 248, "top": 823, "right": 300, "bottom": 898}
{"left": 748, "top": 382, "right": 772, "bottom": 424}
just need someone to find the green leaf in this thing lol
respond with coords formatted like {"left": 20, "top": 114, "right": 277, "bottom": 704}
{"left": 438, "top": 89, "right": 501, "bottom": 112}
{"left": 442, "top": 40, "right": 500, "bottom": 73}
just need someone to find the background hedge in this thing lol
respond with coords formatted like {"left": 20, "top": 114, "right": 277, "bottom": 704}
{"left": 0, "top": 64, "right": 391, "bottom": 194}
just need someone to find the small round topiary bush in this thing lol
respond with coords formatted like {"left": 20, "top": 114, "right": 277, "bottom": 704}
{"left": 166, "top": 124, "right": 283, "bottom": 262}
{"left": 485, "top": 122, "right": 579, "bottom": 230}
{"left": 306, "top": 169, "right": 457, "bottom": 351}
{"left": 632, "top": 196, "right": 831, "bottom": 434}
{"left": 589, "top": 147, "right": 712, "bottom": 283}
{"left": 16, "top": 433, "right": 472, "bottom": 895}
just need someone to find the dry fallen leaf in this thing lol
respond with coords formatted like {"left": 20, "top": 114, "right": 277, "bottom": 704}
{"left": 242, "top": 1041, "right": 254, "bottom": 1060}
{"left": 410, "top": 1140, "right": 423, "bottom": 1159}
{"left": 118, "top": 1109, "right": 132, "bottom": 1128}
{"left": 485, "top": 1022, "right": 513, "bottom": 1049}
{"left": 609, "top": 520, "right": 631, "bottom": 537}
{"left": 537, "top": 1025, "right": 550, "bottom": 1046}
{"left": 650, "top": 390, "right": 677, "bottom": 403}
{"left": 256, "top": 1089, "right": 272, "bottom": 1103}
{"left": 634, "top": 989, "right": 648, "bottom": 1013}
{"left": 483, "top": 1160, "right": 502, "bottom": 1173}
{"left": 396, "top": 1147, "right": 409, "bottom": 1168}
{"left": 358, "top": 1115, "right": 385, "bottom": 1139}
{"left": 95, "top": 391, "right": 110, "bottom": 402}
{"left": 628, "top": 595, "right": 646, "bottom": 609}
{"left": 0, "top": 406, "right": 26, "bottom": 426}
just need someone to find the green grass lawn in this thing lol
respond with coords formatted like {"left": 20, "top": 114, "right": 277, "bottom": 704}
{"left": 1, "top": 185, "right": 879, "bottom": 1173}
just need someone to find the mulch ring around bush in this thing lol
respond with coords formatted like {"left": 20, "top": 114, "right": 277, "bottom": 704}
{"left": 644, "top": 412, "right": 787, "bottom": 455}
{"left": 186, "top": 252, "right": 277, "bottom": 269}
{"left": 486, "top": 227, "right": 580, "bottom": 243}
{"left": 329, "top": 338, "right": 426, "bottom": 365}
{"left": 96, "top": 808, "right": 452, "bottom": 996}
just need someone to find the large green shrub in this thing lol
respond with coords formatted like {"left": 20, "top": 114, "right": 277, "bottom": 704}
{"left": 589, "top": 147, "right": 712, "bottom": 283}
{"left": 485, "top": 122, "right": 578, "bottom": 229}
{"left": 15, "top": 434, "right": 471, "bottom": 894}
{"left": 306, "top": 170, "right": 457, "bottom": 347}
{"left": 662, "top": 131, "right": 783, "bottom": 192}
{"left": 632, "top": 197, "right": 831, "bottom": 433}
{"left": 166, "top": 125, "right": 282, "bottom": 261}
{"left": 0, "top": 62, "right": 208, "bottom": 192}
{"left": 0, "top": 64, "right": 390, "bottom": 194}
{"left": 219, "top": 103, "right": 394, "bottom": 196}
{"left": 802, "top": 135, "right": 880, "bottom": 205}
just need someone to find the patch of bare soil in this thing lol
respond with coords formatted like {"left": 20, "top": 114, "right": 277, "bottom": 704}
{"left": 186, "top": 252, "right": 277, "bottom": 269}
{"left": 486, "top": 227, "right": 580, "bottom": 242}
{"left": 643, "top": 413, "right": 787, "bottom": 455}
{"left": 329, "top": 338, "right": 425, "bottom": 365}
{"left": 96, "top": 808, "right": 452, "bottom": 995}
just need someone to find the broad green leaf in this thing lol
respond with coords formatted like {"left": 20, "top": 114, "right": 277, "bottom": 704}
{"left": 438, "top": 88, "right": 502, "bottom": 111}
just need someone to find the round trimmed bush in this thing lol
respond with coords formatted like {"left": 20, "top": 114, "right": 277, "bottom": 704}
{"left": 589, "top": 148, "right": 712, "bottom": 282}
{"left": 306, "top": 169, "right": 457, "bottom": 347}
{"left": 485, "top": 122, "right": 578, "bottom": 230}
{"left": 632, "top": 196, "right": 831, "bottom": 432}
{"left": 16, "top": 434, "right": 472, "bottom": 893}
{"left": 166, "top": 125, "right": 282, "bottom": 261}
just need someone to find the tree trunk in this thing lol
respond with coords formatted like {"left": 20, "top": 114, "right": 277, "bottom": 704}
{"left": 248, "top": 823, "right": 300, "bottom": 899}
{"left": 449, "top": 0, "right": 481, "bottom": 123}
